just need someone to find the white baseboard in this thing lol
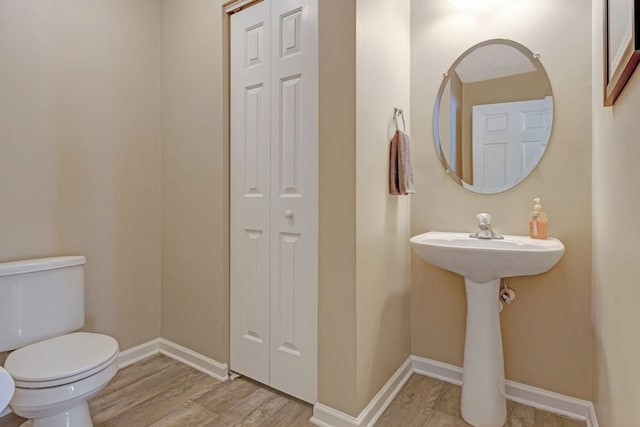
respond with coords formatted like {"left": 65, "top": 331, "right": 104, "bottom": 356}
{"left": 117, "top": 338, "right": 162, "bottom": 369}
{"left": 411, "top": 355, "right": 598, "bottom": 426}
{"left": 117, "top": 338, "right": 228, "bottom": 382}
{"left": 411, "top": 354, "right": 463, "bottom": 385}
{"left": 310, "top": 357, "right": 413, "bottom": 427}
{"left": 158, "top": 339, "right": 228, "bottom": 382}
{"left": 506, "top": 378, "right": 592, "bottom": 422}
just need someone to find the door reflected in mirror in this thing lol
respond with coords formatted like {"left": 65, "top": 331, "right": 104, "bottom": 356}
{"left": 434, "top": 39, "right": 553, "bottom": 194}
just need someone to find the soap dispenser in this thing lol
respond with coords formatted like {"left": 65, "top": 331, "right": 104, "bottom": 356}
{"left": 529, "top": 198, "right": 548, "bottom": 239}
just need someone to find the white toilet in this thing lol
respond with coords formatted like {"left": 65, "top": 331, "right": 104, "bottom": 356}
{"left": 0, "top": 366, "right": 15, "bottom": 416}
{"left": 0, "top": 256, "right": 119, "bottom": 427}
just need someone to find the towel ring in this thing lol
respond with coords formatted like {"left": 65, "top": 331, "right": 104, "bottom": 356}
{"left": 393, "top": 108, "right": 406, "bottom": 132}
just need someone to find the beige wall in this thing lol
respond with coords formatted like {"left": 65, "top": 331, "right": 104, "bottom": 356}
{"left": 355, "top": 0, "right": 412, "bottom": 412}
{"left": 298, "top": 0, "right": 415, "bottom": 416}
{"left": 592, "top": 0, "right": 640, "bottom": 424}
{"left": 0, "top": 0, "right": 224, "bottom": 362}
{"left": 410, "top": 0, "right": 593, "bottom": 400}
{"left": 317, "top": 0, "right": 358, "bottom": 415}
{"left": 159, "top": 0, "right": 229, "bottom": 362}
{"left": 0, "top": 0, "right": 162, "bottom": 350}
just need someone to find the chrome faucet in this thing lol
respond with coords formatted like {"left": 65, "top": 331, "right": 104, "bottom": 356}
{"left": 470, "top": 213, "right": 503, "bottom": 239}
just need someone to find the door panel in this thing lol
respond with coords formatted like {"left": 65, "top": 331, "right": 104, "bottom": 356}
{"left": 472, "top": 97, "right": 552, "bottom": 192}
{"left": 230, "top": 1, "right": 271, "bottom": 385}
{"left": 269, "top": 0, "right": 318, "bottom": 404}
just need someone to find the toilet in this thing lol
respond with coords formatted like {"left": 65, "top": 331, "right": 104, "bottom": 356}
{"left": 0, "top": 366, "right": 14, "bottom": 416}
{"left": 0, "top": 256, "right": 119, "bottom": 427}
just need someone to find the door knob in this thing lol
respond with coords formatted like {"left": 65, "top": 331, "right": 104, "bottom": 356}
{"left": 285, "top": 210, "right": 294, "bottom": 219}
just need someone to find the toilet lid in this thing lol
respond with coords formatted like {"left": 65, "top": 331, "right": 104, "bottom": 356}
{"left": 5, "top": 332, "right": 119, "bottom": 386}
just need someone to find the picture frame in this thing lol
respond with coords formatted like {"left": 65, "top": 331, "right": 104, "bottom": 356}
{"left": 604, "top": 0, "right": 640, "bottom": 106}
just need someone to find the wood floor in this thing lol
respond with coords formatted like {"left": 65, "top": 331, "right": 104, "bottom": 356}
{"left": 0, "top": 355, "right": 586, "bottom": 427}
{"left": 375, "top": 375, "right": 586, "bottom": 427}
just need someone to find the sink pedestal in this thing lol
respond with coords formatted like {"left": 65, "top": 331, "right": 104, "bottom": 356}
{"left": 461, "top": 278, "right": 506, "bottom": 427}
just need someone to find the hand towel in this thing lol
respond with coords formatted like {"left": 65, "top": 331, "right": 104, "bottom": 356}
{"left": 389, "top": 129, "right": 415, "bottom": 195}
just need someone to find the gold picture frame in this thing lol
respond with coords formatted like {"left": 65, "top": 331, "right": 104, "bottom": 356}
{"left": 604, "top": 0, "right": 640, "bottom": 105}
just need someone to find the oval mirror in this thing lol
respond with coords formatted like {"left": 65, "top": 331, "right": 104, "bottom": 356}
{"left": 434, "top": 39, "right": 554, "bottom": 194}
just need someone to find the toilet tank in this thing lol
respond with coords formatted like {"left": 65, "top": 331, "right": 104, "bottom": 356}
{"left": 0, "top": 256, "right": 86, "bottom": 352}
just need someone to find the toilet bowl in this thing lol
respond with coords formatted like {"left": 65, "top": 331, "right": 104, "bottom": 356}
{"left": 0, "top": 366, "right": 15, "bottom": 416}
{"left": 5, "top": 332, "right": 118, "bottom": 426}
{"left": 0, "top": 256, "right": 120, "bottom": 427}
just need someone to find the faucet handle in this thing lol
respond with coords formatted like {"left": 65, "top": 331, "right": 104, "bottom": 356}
{"left": 476, "top": 212, "right": 492, "bottom": 225}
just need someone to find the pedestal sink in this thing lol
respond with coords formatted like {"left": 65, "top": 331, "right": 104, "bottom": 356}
{"left": 410, "top": 231, "right": 565, "bottom": 427}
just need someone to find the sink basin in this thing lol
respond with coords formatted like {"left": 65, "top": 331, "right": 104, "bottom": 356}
{"left": 410, "top": 231, "right": 565, "bottom": 283}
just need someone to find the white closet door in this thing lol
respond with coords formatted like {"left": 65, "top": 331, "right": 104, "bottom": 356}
{"left": 230, "top": 0, "right": 317, "bottom": 404}
{"left": 230, "top": 1, "right": 271, "bottom": 385}
{"left": 269, "top": 0, "right": 318, "bottom": 404}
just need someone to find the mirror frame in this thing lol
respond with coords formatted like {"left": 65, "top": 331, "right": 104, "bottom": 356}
{"left": 433, "top": 38, "right": 554, "bottom": 193}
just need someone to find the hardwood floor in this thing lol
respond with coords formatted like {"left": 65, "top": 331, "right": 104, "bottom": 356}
{"left": 376, "top": 375, "right": 586, "bottom": 427}
{"left": 0, "top": 355, "right": 586, "bottom": 427}
{"left": 0, "top": 355, "right": 313, "bottom": 427}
